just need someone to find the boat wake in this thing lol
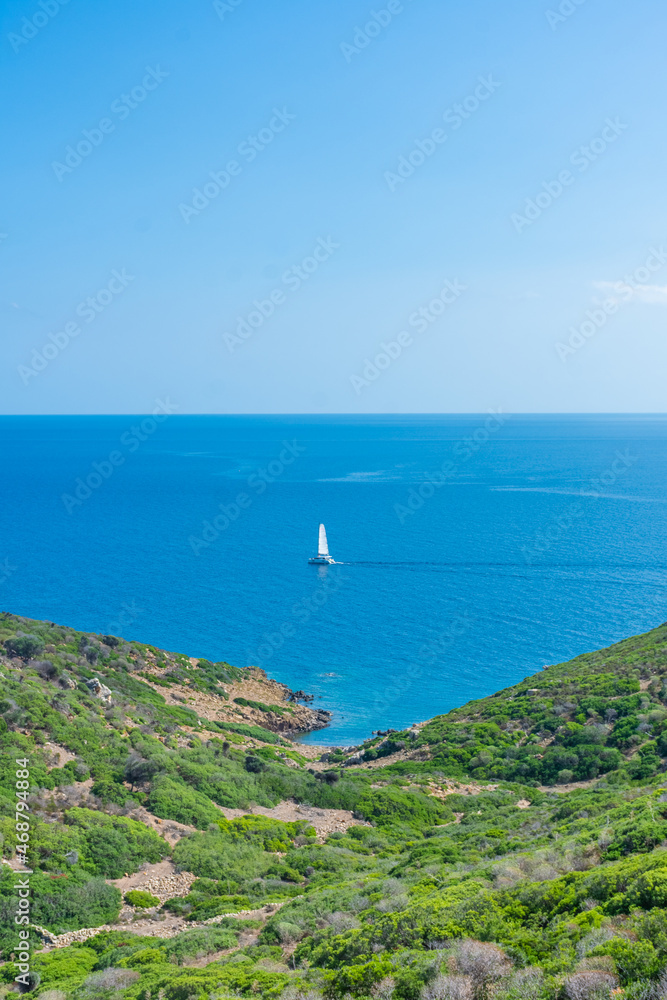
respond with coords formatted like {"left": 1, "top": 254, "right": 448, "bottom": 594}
{"left": 339, "top": 561, "right": 465, "bottom": 567}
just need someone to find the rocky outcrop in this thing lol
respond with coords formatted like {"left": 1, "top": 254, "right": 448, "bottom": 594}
{"left": 139, "top": 663, "right": 331, "bottom": 737}
{"left": 85, "top": 677, "right": 113, "bottom": 702}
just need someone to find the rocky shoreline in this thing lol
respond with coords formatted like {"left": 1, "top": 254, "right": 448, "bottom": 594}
{"left": 128, "top": 657, "right": 333, "bottom": 737}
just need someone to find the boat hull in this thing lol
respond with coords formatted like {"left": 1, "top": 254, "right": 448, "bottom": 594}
{"left": 308, "top": 556, "right": 336, "bottom": 565}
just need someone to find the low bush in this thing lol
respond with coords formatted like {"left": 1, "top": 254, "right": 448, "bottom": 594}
{"left": 125, "top": 889, "right": 160, "bottom": 908}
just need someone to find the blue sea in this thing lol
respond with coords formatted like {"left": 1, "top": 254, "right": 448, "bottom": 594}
{"left": 2, "top": 414, "right": 667, "bottom": 745}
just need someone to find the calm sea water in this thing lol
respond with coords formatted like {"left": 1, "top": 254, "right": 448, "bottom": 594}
{"left": 2, "top": 414, "right": 667, "bottom": 745}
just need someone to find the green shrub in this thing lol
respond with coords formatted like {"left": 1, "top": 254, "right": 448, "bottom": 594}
{"left": 185, "top": 894, "right": 252, "bottom": 919}
{"left": 172, "top": 828, "right": 273, "bottom": 882}
{"left": 161, "top": 927, "right": 238, "bottom": 964}
{"left": 245, "top": 755, "right": 265, "bottom": 773}
{"left": 125, "top": 889, "right": 160, "bottom": 908}
{"left": 234, "top": 697, "right": 287, "bottom": 714}
{"left": 628, "top": 869, "right": 667, "bottom": 908}
{"left": 146, "top": 775, "right": 220, "bottom": 828}
{"left": 592, "top": 938, "right": 662, "bottom": 984}
{"left": 214, "top": 814, "right": 315, "bottom": 850}
{"left": 33, "top": 946, "right": 98, "bottom": 985}
{"left": 63, "top": 808, "right": 168, "bottom": 877}
{"left": 0, "top": 870, "right": 121, "bottom": 951}
{"left": 121, "top": 946, "right": 167, "bottom": 967}
{"left": 4, "top": 633, "right": 44, "bottom": 659}
{"left": 355, "top": 786, "right": 450, "bottom": 830}
{"left": 90, "top": 780, "right": 135, "bottom": 806}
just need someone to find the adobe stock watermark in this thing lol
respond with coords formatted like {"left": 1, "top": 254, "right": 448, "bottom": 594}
{"left": 394, "top": 410, "right": 507, "bottom": 523}
{"left": 179, "top": 107, "right": 296, "bottom": 224}
{"left": 60, "top": 398, "right": 179, "bottom": 514}
{"left": 350, "top": 278, "right": 466, "bottom": 394}
{"left": 224, "top": 237, "right": 340, "bottom": 353}
{"left": 18, "top": 269, "right": 135, "bottom": 385}
{"left": 107, "top": 600, "right": 144, "bottom": 638}
{"left": 247, "top": 565, "right": 347, "bottom": 670}
{"left": 7, "top": 0, "right": 70, "bottom": 54}
{"left": 188, "top": 440, "right": 305, "bottom": 555}
{"left": 546, "top": 0, "right": 587, "bottom": 31}
{"left": 556, "top": 246, "right": 667, "bottom": 362}
{"left": 511, "top": 118, "right": 628, "bottom": 234}
{"left": 373, "top": 612, "right": 473, "bottom": 714}
{"left": 520, "top": 449, "right": 637, "bottom": 565}
{"left": 340, "top": 0, "right": 415, "bottom": 63}
{"left": 0, "top": 559, "right": 18, "bottom": 586}
{"left": 385, "top": 75, "right": 501, "bottom": 192}
{"left": 13, "top": 755, "right": 33, "bottom": 991}
{"left": 52, "top": 67, "right": 169, "bottom": 181}
{"left": 213, "top": 0, "right": 245, "bottom": 19}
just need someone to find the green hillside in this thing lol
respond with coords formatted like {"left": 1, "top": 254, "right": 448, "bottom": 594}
{"left": 348, "top": 622, "right": 667, "bottom": 785}
{"left": 2, "top": 612, "right": 667, "bottom": 1000}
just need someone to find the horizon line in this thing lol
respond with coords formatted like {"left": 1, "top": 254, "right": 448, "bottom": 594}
{"left": 2, "top": 412, "right": 667, "bottom": 419}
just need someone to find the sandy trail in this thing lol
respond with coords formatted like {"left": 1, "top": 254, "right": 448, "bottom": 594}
{"left": 216, "top": 799, "right": 368, "bottom": 841}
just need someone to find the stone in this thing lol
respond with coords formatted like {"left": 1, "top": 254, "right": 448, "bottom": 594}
{"left": 85, "top": 677, "right": 113, "bottom": 702}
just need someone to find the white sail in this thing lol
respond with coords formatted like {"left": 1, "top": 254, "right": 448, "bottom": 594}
{"left": 318, "top": 523, "right": 329, "bottom": 557}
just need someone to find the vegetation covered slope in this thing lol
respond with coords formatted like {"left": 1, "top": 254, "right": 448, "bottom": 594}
{"left": 344, "top": 623, "right": 667, "bottom": 786}
{"left": 2, "top": 613, "right": 667, "bottom": 1000}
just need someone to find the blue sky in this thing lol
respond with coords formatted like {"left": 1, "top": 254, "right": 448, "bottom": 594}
{"left": 1, "top": 0, "right": 666, "bottom": 414}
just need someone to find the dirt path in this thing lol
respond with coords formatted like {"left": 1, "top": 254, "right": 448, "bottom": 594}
{"left": 423, "top": 780, "right": 499, "bottom": 799}
{"left": 125, "top": 806, "right": 198, "bottom": 845}
{"left": 34, "top": 797, "right": 348, "bottom": 953}
{"left": 216, "top": 799, "right": 368, "bottom": 841}
{"left": 42, "top": 742, "right": 78, "bottom": 768}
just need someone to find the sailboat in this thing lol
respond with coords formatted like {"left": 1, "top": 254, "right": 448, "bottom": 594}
{"left": 308, "top": 523, "right": 336, "bottom": 565}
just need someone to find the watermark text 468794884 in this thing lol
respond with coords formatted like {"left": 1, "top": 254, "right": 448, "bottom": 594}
{"left": 14, "top": 757, "right": 33, "bottom": 989}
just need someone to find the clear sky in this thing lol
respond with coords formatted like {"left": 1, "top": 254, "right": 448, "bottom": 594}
{"left": 2, "top": 0, "right": 666, "bottom": 414}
